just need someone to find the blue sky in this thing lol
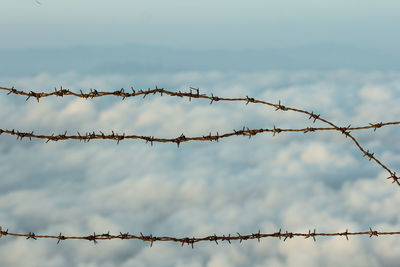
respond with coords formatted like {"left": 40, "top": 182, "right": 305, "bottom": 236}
{"left": 1, "top": 0, "right": 400, "bottom": 50}
{"left": 1, "top": 1, "right": 400, "bottom": 267}
{"left": 1, "top": 1, "right": 400, "bottom": 76}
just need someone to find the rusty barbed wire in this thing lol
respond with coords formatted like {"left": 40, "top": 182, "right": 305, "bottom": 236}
{"left": 2, "top": 86, "right": 400, "bottom": 251}
{"left": 0, "top": 122, "right": 398, "bottom": 146}
{"left": 1, "top": 85, "right": 399, "bottom": 186}
{"left": 0, "top": 226, "right": 398, "bottom": 247}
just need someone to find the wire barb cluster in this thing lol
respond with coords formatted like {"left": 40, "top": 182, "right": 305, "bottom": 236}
{"left": 1, "top": 226, "right": 399, "bottom": 247}
{"left": 0, "top": 122, "right": 398, "bottom": 145}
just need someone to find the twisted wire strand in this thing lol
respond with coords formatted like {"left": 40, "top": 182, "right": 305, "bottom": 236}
{"left": 0, "top": 226, "right": 397, "bottom": 247}
{"left": 0, "top": 122, "right": 398, "bottom": 145}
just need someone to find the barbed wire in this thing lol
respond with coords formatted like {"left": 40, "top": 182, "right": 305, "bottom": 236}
{"left": 1, "top": 85, "right": 399, "bottom": 186}
{"left": 1, "top": 86, "right": 400, "bottom": 251}
{"left": 0, "top": 122, "right": 398, "bottom": 146}
{"left": 0, "top": 226, "right": 398, "bottom": 247}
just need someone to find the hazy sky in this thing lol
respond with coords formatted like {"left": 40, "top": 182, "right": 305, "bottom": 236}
{"left": 1, "top": 2, "right": 400, "bottom": 266}
{"left": 1, "top": 0, "right": 400, "bottom": 50}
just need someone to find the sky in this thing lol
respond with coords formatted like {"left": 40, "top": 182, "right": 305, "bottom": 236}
{"left": 2, "top": 0, "right": 400, "bottom": 75}
{"left": 1, "top": 0, "right": 400, "bottom": 51}
{"left": 1, "top": 1, "right": 400, "bottom": 267}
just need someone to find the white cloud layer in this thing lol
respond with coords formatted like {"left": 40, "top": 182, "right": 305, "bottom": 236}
{"left": 0, "top": 70, "right": 400, "bottom": 266}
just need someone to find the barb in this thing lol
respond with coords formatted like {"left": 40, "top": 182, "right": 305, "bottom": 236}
{"left": 0, "top": 122, "right": 398, "bottom": 145}
{"left": 0, "top": 227, "right": 397, "bottom": 246}
{"left": 1, "top": 86, "right": 399, "bottom": 186}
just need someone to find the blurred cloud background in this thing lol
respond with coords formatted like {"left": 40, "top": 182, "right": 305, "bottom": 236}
{"left": 0, "top": 1, "right": 400, "bottom": 266}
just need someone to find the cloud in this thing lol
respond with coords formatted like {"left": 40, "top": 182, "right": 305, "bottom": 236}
{"left": 0, "top": 70, "right": 400, "bottom": 266}
{"left": 360, "top": 86, "right": 392, "bottom": 102}
{"left": 300, "top": 142, "right": 356, "bottom": 167}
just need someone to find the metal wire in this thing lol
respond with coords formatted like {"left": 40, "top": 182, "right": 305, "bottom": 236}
{"left": 0, "top": 226, "right": 397, "bottom": 247}
{"left": 1, "top": 86, "right": 399, "bottom": 186}
{"left": 0, "top": 122, "right": 398, "bottom": 145}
